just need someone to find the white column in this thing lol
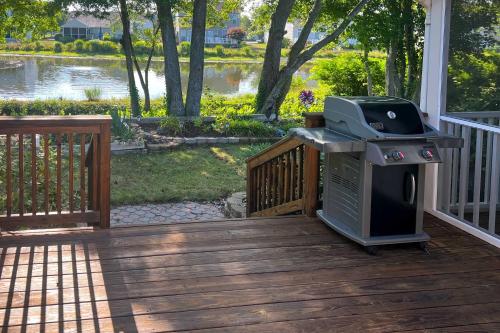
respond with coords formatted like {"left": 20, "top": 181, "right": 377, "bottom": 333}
{"left": 419, "top": 0, "right": 451, "bottom": 211}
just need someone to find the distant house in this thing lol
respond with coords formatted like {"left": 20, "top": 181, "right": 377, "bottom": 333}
{"left": 264, "top": 21, "right": 326, "bottom": 44}
{"left": 176, "top": 12, "right": 241, "bottom": 46}
{"left": 60, "top": 15, "right": 119, "bottom": 40}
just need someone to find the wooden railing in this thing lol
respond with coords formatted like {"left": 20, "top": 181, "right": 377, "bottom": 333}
{"left": 437, "top": 113, "right": 499, "bottom": 238}
{"left": 246, "top": 113, "right": 324, "bottom": 217}
{"left": 0, "top": 116, "right": 111, "bottom": 230}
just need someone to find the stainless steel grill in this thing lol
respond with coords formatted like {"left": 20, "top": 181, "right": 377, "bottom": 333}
{"left": 290, "top": 96, "right": 463, "bottom": 253}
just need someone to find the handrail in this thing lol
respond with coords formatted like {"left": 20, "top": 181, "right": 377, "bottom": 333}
{"left": 441, "top": 115, "right": 500, "bottom": 134}
{"left": 246, "top": 112, "right": 324, "bottom": 217}
{"left": 0, "top": 115, "right": 111, "bottom": 230}
{"left": 447, "top": 111, "right": 500, "bottom": 119}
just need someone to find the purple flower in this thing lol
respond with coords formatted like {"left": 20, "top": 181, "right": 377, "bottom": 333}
{"left": 299, "top": 90, "right": 315, "bottom": 108}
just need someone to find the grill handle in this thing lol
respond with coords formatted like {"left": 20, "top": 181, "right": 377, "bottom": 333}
{"left": 408, "top": 173, "right": 416, "bottom": 206}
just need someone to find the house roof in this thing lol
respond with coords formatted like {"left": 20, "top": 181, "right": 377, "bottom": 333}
{"left": 61, "top": 14, "right": 114, "bottom": 29}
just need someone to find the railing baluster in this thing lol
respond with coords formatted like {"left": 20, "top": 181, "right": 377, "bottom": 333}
{"left": 255, "top": 166, "right": 260, "bottom": 212}
{"left": 259, "top": 165, "right": 265, "bottom": 211}
{"left": 284, "top": 152, "right": 290, "bottom": 203}
{"left": 441, "top": 123, "right": 453, "bottom": 212}
{"left": 472, "top": 129, "right": 483, "bottom": 226}
{"left": 31, "top": 134, "right": 37, "bottom": 215}
{"left": 458, "top": 126, "right": 471, "bottom": 219}
{"left": 277, "top": 156, "right": 283, "bottom": 205}
{"left": 80, "top": 134, "right": 86, "bottom": 213}
{"left": 290, "top": 149, "right": 297, "bottom": 201}
{"left": 484, "top": 118, "right": 494, "bottom": 202}
{"left": 266, "top": 162, "right": 271, "bottom": 209}
{"left": 298, "top": 145, "right": 304, "bottom": 198}
{"left": 19, "top": 134, "right": 24, "bottom": 216}
{"left": 43, "top": 135, "right": 49, "bottom": 215}
{"left": 6, "top": 134, "right": 12, "bottom": 217}
{"left": 488, "top": 134, "right": 499, "bottom": 234}
{"left": 451, "top": 125, "right": 460, "bottom": 205}
{"left": 56, "top": 134, "right": 62, "bottom": 214}
{"left": 68, "top": 133, "right": 74, "bottom": 213}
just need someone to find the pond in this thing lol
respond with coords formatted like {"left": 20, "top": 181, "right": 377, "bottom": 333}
{"left": 0, "top": 56, "right": 314, "bottom": 101}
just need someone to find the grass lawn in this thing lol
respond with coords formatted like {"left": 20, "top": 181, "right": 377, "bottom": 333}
{"left": 110, "top": 143, "right": 270, "bottom": 206}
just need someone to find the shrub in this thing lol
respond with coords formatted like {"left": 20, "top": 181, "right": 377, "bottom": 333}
{"left": 22, "top": 43, "right": 35, "bottom": 51}
{"left": 179, "top": 41, "right": 191, "bottom": 57}
{"left": 215, "top": 45, "right": 224, "bottom": 57}
{"left": 54, "top": 42, "right": 63, "bottom": 53}
{"left": 133, "top": 40, "right": 150, "bottom": 55}
{"left": 84, "top": 87, "right": 103, "bottom": 101}
{"left": 214, "top": 117, "right": 276, "bottom": 137}
{"left": 311, "top": 52, "right": 385, "bottom": 96}
{"left": 159, "top": 116, "right": 182, "bottom": 136}
{"left": 74, "top": 39, "right": 85, "bottom": 52}
{"left": 34, "top": 41, "right": 43, "bottom": 52}
{"left": 242, "top": 46, "right": 253, "bottom": 57}
{"left": 54, "top": 34, "right": 64, "bottom": 42}
{"left": 110, "top": 109, "right": 134, "bottom": 141}
{"left": 0, "top": 99, "right": 126, "bottom": 116}
{"left": 84, "top": 40, "right": 119, "bottom": 54}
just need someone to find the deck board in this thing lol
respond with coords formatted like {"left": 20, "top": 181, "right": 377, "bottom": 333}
{"left": 1, "top": 214, "right": 499, "bottom": 332}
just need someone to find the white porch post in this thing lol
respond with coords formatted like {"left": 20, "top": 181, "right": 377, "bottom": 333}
{"left": 419, "top": 0, "right": 451, "bottom": 211}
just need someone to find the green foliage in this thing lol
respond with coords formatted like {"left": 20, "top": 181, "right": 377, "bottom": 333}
{"left": 0, "top": 99, "right": 126, "bottom": 116}
{"left": 84, "top": 87, "right": 103, "bottom": 101}
{"left": 110, "top": 109, "right": 134, "bottom": 141}
{"left": 74, "top": 39, "right": 85, "bottom": 52}
{"left": 84, "top": 40, "right": 120, "bottom": 54}
{"left": 54, "top": 42, "right": 63, "bottom": 53}
{"left": 447, "top": 51, "right": 499, "bottom": 112}
{"left": 214, "top": 117, "right": 276, "bottom": 137}
{"left": 215, "top": 45, "right": 225, "bottom": 57}
{"left": 311, "top": 53, "right": 386, "bottom": 96}
{"left": 159, "top": 117, "right": 182, "bottom": 136}
{"left": 0, "top": 0, "right": 60, "bottom": 43}
{"left": 179, "top": 41, "right": 191, "bottom": 57}
{"left": 281, "top": 37, "right": 292, "bottom": 49}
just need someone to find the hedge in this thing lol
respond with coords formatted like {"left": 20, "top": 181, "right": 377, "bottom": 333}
{"left": 0, "top": 100, "right": 126, "bottom": 116}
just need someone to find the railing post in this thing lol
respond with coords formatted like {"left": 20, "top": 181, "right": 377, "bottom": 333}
{"left": 303, "top": 113, "right": 324, "bottom": 217}
{"left": 98, "top": 122, "right": 112, "bottom": 229}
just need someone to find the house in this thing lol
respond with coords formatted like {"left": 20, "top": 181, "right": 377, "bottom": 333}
{"left": 176, "top": 12, "right": 241, "bottom": 46}
{"left": 264, "top": 21, "right": 327, "bottom": 44}
{"left": 60, "top": 14, "right": 119, "bottom": 40}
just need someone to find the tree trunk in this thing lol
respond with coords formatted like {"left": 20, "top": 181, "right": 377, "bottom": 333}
{"left": 363, "top": 47, "right": 373, "bottom": 96}
{"left": 156, "top": 0, "right": 185, "bottom": 116}
{"left": 255, "top": 0, "right": 295, "bottom": 116}
{"left": 403, "top": 0, "right": 419, "bottom": 101}
{"left": 132, "top": 25, "right": 160, "bottom": 113}
{"left": 185, "top": 0, "right": 207, "bottom": 118}
{"left": 118, "top": 0, "right": 141, "bottom": 117}
{"left": 258, "top": 0, "right": 371, "bottom": 116}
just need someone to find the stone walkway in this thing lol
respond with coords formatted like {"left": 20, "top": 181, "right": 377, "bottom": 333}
{"left": 111, "top": 201, "right": 226, "bottom": 226}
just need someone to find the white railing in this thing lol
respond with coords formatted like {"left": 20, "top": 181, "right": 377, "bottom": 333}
{"left": 437, "top": 112, "right": 500, "bottom": 241}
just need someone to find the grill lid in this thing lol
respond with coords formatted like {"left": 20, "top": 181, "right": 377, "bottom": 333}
{"left": 324, "top": 96, "right": 432, "bottom": 140}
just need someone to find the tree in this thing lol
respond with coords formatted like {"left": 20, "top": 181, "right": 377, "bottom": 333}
{"left": 0, "top": 1, "right": 60, "bottom": 43}
{"left": 227, "top": 27, "right": 246, "bottom": 46}
{"left": 155, "top": 0, "right": 240, "bottom": 117}
{"left": 131, "top": 14, "right": 161, "bottom": 113}
{"left": 55, "top": 0, "right": 141, "bottom": 116}
{"left": 185, "top": 0, "right": 208, "bottom": 117}
{"left": 256, "top": 0, "right": 371, "bottom": 118}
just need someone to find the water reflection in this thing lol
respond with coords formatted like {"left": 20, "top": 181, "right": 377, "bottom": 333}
{"left": 0, "top": 56, "right": 313, "bottom": 100}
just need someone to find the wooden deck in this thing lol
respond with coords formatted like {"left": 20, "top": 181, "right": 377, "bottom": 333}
{"left": 1, "top": 214, "right": 499, "bottom": 333}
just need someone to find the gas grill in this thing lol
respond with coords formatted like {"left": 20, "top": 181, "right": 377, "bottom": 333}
{"left": 290, "top": 96, "right": 462, "bottom": 253}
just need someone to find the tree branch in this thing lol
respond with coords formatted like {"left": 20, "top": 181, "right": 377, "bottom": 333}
{"left": 290, "top": 0, "right": 371, "bottom": 70}
{"left": 288, "top": 0, "right": 322, "bottom": 62}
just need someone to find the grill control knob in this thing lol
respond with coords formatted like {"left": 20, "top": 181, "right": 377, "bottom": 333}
{"left": 392, "top": 151, "right": 405, "bottom": 161}
{"left": 421, "top": 149, "right": 433, "bottom": 160}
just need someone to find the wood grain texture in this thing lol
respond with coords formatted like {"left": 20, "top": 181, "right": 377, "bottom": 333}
{"left": 0, "top": 214, "right": 499, "bottom": 332}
